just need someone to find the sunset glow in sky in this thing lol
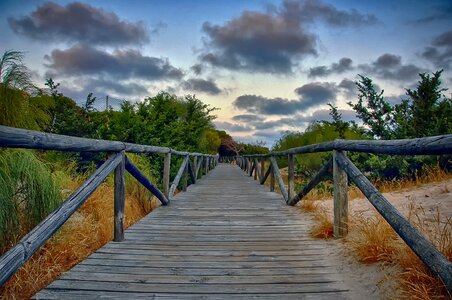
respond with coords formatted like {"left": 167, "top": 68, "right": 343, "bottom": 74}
{"left": 1, "top": 0, "right": 451, "bottom": 145}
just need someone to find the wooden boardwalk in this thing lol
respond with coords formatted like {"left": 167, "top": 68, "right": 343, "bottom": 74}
{"left": 35, "top": 164, "right": 348, "bottom": 299}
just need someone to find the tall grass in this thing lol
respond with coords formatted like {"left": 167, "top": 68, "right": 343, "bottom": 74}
{"left": 0, "top": 149, "right": 62, "bottom": 250}
{"left": 0, "top": 152, "right": 159, "bottom": 299}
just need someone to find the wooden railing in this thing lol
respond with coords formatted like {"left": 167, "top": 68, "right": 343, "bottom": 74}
{"left": 0, "top": 125, "right": 217, "bottom": 286}
{"left": 229, "top": 134, "right": 452, "bottom": 291}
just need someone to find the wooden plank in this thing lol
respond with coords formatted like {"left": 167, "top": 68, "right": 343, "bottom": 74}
{"left": 125, "top": 156, "right": 169, "bottom": 205}
{"left": 287, "top": 154, "right": 295, "bottom": 200}
{"left": 270, "top": 157, "right": 288, "bottom": 201}
{"left": 35, "top": 164, "right": 349, "bottom": 298}
{"left": 241, "top": 134, "right": 452, "bottom": 157}
{"left": 270, "top": 163, "right": 275, "bottom": 192}
{"left": 169, "top": 156, "right": 189, "bottom": 198}
{"left": 114, "top": 151, "right": 126, "bottom": 242}
{"left": 163, "top": 152, "right": 171, "bottom": 198}
{"left": 0, "top": 153, "right": 122, "bottom": 286}
{"left": 288, "top": 158, "right": 332, "bottom": 206}
{"left": 335, "top": 152, "right": 452, "bottom": 291}
{"left": 182, "top": 155, "right": 188, "bottom": 192}
{"left": 333, "top": 151, "right": 348, "bottom": 238}
{"left": 187, "top": 157, "right": 196, "bottom": 184}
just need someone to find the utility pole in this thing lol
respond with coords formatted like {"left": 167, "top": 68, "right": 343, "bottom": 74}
{"left": 106, "top": 95, "right": 109, "bottom": 111}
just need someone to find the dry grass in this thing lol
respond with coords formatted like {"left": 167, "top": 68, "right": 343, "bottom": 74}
{"left": 0, "top": 174, "right": 160, "bottom": 299}
{"left": 298, "top": 167, "right": 452, "bottom": 299}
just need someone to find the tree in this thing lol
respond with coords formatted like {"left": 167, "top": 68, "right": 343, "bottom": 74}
{"left": 327, "top": 103, "right": 347, "bottom": 138}
{"left": 0, "top": 50, "right": 48, "bottom": 129}
{"left": 348, "top": 75, "right": 393, "bottom": 139}
{"left": 394, "top": 70, "right": 452, "bottom": 137}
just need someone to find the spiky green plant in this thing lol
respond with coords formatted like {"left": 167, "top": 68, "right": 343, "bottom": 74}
{"left": 0, "top": 150, "right": 62, "bottom": 251}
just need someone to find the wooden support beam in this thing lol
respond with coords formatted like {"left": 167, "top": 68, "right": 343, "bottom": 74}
{"left": 335, "top": 152, "right": 452, "bottom": 291}
{"left": 196, "top": 156, "right": 203, "bottom": 178}
{"left": 114, "top": 151, "right": 126, "bottom": 242}
{"left": 260, "top": 164, "right": 272, "bottom": 185}
{"left": 270, "top": 164, "right": 275, "bottom": 192}
{"left": 260, "top": 159, "right": 265, "bottom": 180}
{"left": 125, "top": 156, "right": 169, "bottom": 206}
{"left": 287, "top": 154, "right": 295, "bottom": 200}
{"left": 287, "top": 158, "right": 332, "bottom": 206}
{"left": 0, "top": 153, "right": 122, "bottom": 287}
{"left": 333, "top": 151, "right": 348, "bottom": 238}
{"left": 182, "top": 155, "right": 188, "bottom": 192}
{"left": 187, "top": 157, "right": 196, "bottom": 184}
{"left": 163, "top": 152, "right": 171, "bottom": 199}
{"left": 253, "top": 158, "right": 261, "bottom": 181}
{"left": 169, "top": 156, "right": 189, "bottom": 198}
{"left": 270, "top": 157, "right": 288, "bottom": 201}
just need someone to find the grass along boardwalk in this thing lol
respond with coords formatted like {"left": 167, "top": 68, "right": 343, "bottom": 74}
{"left": 35, "top": 163, "right": 348, "bottom": 299}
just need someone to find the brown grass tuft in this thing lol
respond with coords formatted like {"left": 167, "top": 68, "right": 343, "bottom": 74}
{"left": 309, "top": 209, "right": 334, "bottom": 239}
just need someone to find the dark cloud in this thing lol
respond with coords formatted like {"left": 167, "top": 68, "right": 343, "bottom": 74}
{"left": 231, "top": 114, "right": 265, "bottom": 123}
{"left": 233, "top": 95, "right": 304, "bottom": 115}
{"left": 422, "top": 31, "right": 452, "bottom": 69}
{"left": 373, "top": 53, "right": 401, "bottom": 68}
{"left": 182, "top": 78, "right": 222, "bottom": 95}
{"left": 233, "top": 82, "right": 337, "bottom": 115}
{"left": 215, "top": 121, "right": 252, "bottom": 132}
{"left": 308, "top": 57, "right": 353, "bottom": 77}
{"left": 359, "top": 53, "right": 423, "bottom": 81}
{"left": 8, "top": 2, "right": 149, "bottom": 46}
{"left": 198, "top": 0, "right": 376, "bottom": 73}
{"left": 286, "top": 0, "right": 377, "bottom": 27}
{"left": 338, "top": 78, "right": 356, "bottom": 98}
{"left": 409, "top": 3, "right": 452, "bottom": 24}
{"left": 190, "top": 64, "right": 204, "bottom": 75}
{"left": 44, "top": 45, "right": 183, "bottom": 80}
{"left": 294, "top": 82, "right": 337, "bottom": 107}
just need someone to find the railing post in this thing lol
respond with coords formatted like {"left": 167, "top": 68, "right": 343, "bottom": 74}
{"left": 287, "top": 154, "right": 295, "bottom": 200}
{"left": 206, "top": 157, "right": 209, "bottom": 174}
{"left": 333, "top": 150, "right": 348, "bottom": 238}
{"left": 260, "top": 158, "right": 265, "bottom": 180}
{"left": 114, "top": 151, "right": 125, "bottom": 242}
{"left": 253, "top": 160, "right": 257, "bottom": 180}
{"left": 163, "top": 152, "right": 171, "bottom": 199}
{"left": 183, "top": 155, "right": 188, "bottom": 191}
{"left": 193, "top": 156, "right": 198, "bottom": 182}
{"left": 270, "top": 157, "right": 275, "bottom": 192}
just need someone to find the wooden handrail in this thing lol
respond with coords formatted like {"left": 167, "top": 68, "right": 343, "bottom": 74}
{"left": 0, "top": 153, "right": 122, "bottom": 286}
{"left": 0, "top": 125, "right": 218, "bottom": 287}
{"left": 236, "top": 133, "right": 452, "bottom": 291}
{"left": 239, "top": 134, "right": 452, "bottom": 157}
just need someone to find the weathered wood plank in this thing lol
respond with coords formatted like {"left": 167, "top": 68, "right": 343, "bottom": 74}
{"left": 288, "top": 158, "right": 332, "bottom": 206}
{"left": 169, "top": 156, "right": 189, "bottom": 198}
{"left": 35, "top": 164, "right": 349, "bottom": 298}
{"left": 270, "top": 157, "right": 288, "bottom": 201}
{"left": 114, "top": 151, "right": 126, "bottom": 242}
{"left": 333, "top": 151, "right": 348, "bottom": 238}
{"left": 335, "top": 152, "right": 452, "bottom": 291}
{"left": 287, "top": 154, "right": 295, "bottom": 200}
{"left": 242, "top": 134, "right": 452, "bottom": 157}
{"left": 125, "top": 156, "right": 169, "bottom": 205}
{"left": 163, "top": 152, "right": 171, "bottom": 198}
{"left": 0, "top": 153, "right": 122, "bottom": 286}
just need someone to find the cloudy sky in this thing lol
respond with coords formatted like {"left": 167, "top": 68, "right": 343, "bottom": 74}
{"left": 1, "top": 0, "right": 451, "bottom": 146}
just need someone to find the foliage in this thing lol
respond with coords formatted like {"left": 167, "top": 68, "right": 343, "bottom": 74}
{"left": 393, "top": 70, "right": 452, "bottom": 138}
{"left": 347, "top": 75, "right": 393, "bottom": 139}
{"left": 327, "top": 103, "right": 347, "bottom": 139}
{"left": 0, "top": 50, "right": 52, "bottom": 130}
{"left": 0, "top": 150, "right": 62, "bottom": 250}
{"left": 273, "top": 122, "right": 367, "bottom": 177}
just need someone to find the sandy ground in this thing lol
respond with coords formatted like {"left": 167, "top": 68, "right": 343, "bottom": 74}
{"left": 304, "top": 178, "right": 452, "bottom": 299}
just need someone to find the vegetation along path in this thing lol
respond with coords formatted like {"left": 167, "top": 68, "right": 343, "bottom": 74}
{"left": 35, "top": 163, "right": 348, "bottom": 299}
